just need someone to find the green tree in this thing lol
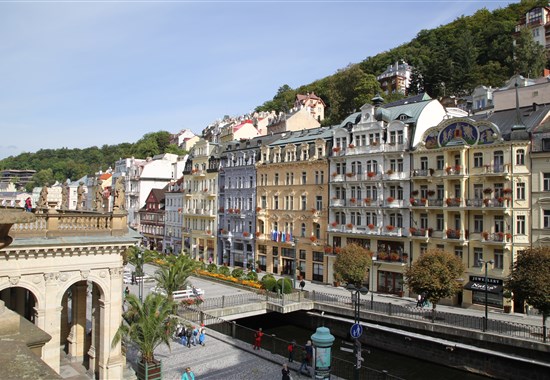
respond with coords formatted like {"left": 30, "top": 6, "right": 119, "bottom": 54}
{"left": 513, "top": 28, "right": 547, "bottom": 77}
{"left": 32, "top": 168, "right": 54, "bottom": 187}
{"left": 333, "top": 243, "right": 372, "bottom": 286}
{"left": 112, "top": 293, "right": 176, "bottom": 364}
{"left": 506, "top": 247, "right": 550, "bottom": 332}
{"left": 153, "top": 254, "right": 199, "bottom": 302}
{"left": 404, "top": 249, "right": 464, "bottom": 320}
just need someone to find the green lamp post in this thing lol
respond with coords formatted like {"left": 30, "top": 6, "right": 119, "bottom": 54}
{"left": 311, "top": 326, "right": 335, "bottom": 379}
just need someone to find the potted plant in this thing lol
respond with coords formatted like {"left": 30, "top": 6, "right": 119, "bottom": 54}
{"left": 310, "top": 236, "right": 317, "bottom": 243}
{"left": 483, "top": 188, "right": 493, "bottom": 195}
{"left": 411, "top": 190, "right": 419, "bottom": 196}
{"left": 390, "top": 252, "right": 400, "bottom": 261}
{"left": 482, "top": 231, "right": 489, "bottom": 240}
{"left": 368, "top": 223, "right": 375, "bottom": 230}
{"left": 364, "top": 197, "right": 372, "bottom": 205}
{"left": 483, "top": 198, "right": 490, "bottom": 206}
{"left": 386, "top": 225, "right": 395, "bottom": 231}
{"left": 113, "top": 294, "right": 176, "bottom": 380}
{"left": 346, "top": 223, "right": 353, "bottom": 229}
{"left": 387, "top": 196, "right": 395, "bottom": 203}
{"left": 378, "top": 252, "right": 388, "bottom": 261}
{"left": 324, "top": 246, "right": 333, "bottom": 254}
{"left": 420, "top": 197, "right": 427, "bottom": 204}
{"left": 409, "top": 227, "right": 417, "bottom": 234}
{"left": 256, "top": 206, "right": 262, "bottom": 212}
{"left": 243, "top": 231, "right": 250, "bottom": 237}
{"left": 331, "top": 221, "right": 338, "bottom": 227}
{"left": 255, "top": 231, "right": 262, "bottom": 237}
{"left": 350, "top": 197, "right": 356, "bottom": 203}
{"left": 445, "top": 166, "right": 452, "bottom": 174}
{"left": 367, "top": 172, "right": 376, "bottom": 178}
{"left": 333, "top": 272, "right": 342, "bottom": 287}
{"left": 348, "top": 143, "right": 355, "bottom": 149}
{"left": 386, "top": 169, "right": 395, "bottom": 175}
{"left": 346, "top": 172, "right": 354, "bottom": 177}
{"left": 409, "top": 197, "right": 416, "bottom": 205}
{"left": 427, "top": 190, "right": 435, "bottom": 197}
{"left": 332, "top": 147, "right": 341, "bottom": 153}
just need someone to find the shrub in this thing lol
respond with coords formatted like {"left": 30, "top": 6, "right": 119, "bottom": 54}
{"left": 206, "top": 263, "right": 218, "bottom": 273}
{"left": 245, "top": 271, "right": 259, "bottom": 281}
{"left": 198, "top": 261, "right": 207, "bottom": 270}
{"left": 261, "top": 275, "right": 277, "bottom": 292}
{"left": 231, "top": 268, "right": 244, "bottom": 279}
{"left": 218, "top": 266, "right": 230, "bottom": 276}
{"left": 277, "top": 278, "right": 293, "bottom": 294}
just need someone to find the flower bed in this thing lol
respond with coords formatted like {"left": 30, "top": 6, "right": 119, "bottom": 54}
{"left": 195, "top": 269, "right": 263, "bottom": 289}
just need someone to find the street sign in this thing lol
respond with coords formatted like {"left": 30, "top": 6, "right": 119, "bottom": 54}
{"left": 350, "top": 323, "right": 363, "bottom": 339}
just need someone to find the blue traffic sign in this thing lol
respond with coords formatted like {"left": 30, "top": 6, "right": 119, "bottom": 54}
{"left": 350, "top": 323, "right": 363, "bottom": 339}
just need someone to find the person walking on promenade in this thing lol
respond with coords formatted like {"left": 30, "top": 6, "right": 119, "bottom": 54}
{"left": 253, "top": 327, "right": 263, "bottom": 350}
{"left": 181, "top": 367, "right": 195, "bottom": 380}
{"left": 282, "top": 363, "right": 291, "bottom": 380}
{"left": 192, "top": 326, "right": 199, "bottom": 346}
{"left": 186, "top": 326, "right": 193, "bottom": 348}
{"left": 198, "top": 325, "right": 206, "bottom": 346}
{"left": 416, "top": 293, "right": 422, "bottom": 307}
{"left": 300, "top": 280, "right": 306, "bottom": 291}
{"left": 287, "top": 340, "right": 296, "bottom": 362}
{"left": 24, "top": 197, "right": 32, "bottom": 212}
{"left": 298, "top": 343, "right": 312, "bottom": 376}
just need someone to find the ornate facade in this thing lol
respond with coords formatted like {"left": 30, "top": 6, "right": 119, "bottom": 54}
{"left": 181, "top": 138, "right": 220, "bottom": 262}
{"left": 255, "top": 128, "right": 332, "bottom": 282}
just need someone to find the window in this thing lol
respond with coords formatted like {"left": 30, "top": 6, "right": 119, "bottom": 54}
{"left": 436, "top": 214, "right": 444, "bottom": 231}
{"left": 436, "top": 156, "right": 444, "bottom": 170}
{"left": 420, "top": 213, "right": 428, "bottom": 229}
{"left": 544, "top": 173, "right": 550, "bottom": 191}
{"left": 302, "top": 172, "right": 307, "bottom": 185}
{"left": 274, "top": 173, "right": 279, "bottom": 186}
{"left": 516, "top": 215, "right": 526, "bottom": 235}
{"left": 516, "top": 149, "right": 525, "bottom": 165}
{"left": 273, "top": 196, "right": 279, "bottom": 209}
{"left": 474, "top": 184, "right": 483, "bottom": 200}
{"left": 301, "top": 195, "right": 307, "bottom": 211}
{"left": 420, "top": 157, "right": 428, "bottom": 170}
{"left": 516, "top": 182, "right": 525, "bottom": 200}
{"left": 474, "top": 248, "right": 483, "bottom": 267}
{"left": 436, "top": 185, "right": 444, "bottom": 200}
{"left": 420, "top": 244, "right": 428, "bottom": 255}
{"left": 494, "top": 215, "right": 504, "bottom": 233}
{"left": 474, "top": 215, "right": 483, "bottom": 233}
{"left": 454, "top": 247, "right": 463, "bottom": 259}
{"left": 301, "top": 223, "right": 306, "bottom": 237}
{"left": 473, "top": 153, "right": 483, "bottom": 167}
{"left": 494, "top": 249, "right": 504, "bottom": 270}
{"left": 542, "top": 139, "right": 550, "bottom": 152}
{"left": 493, "top": 151, "right": 504, "bottom": 170}
{"left": 544, "top": 210, "right": 550, "bottom": 229}
{"left": 316, "top": 196, "right": 323, "bottom": 211}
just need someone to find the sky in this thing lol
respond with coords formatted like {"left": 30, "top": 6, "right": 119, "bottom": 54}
{"left": 0, "top": 0, "right": 516, "bottom": 160}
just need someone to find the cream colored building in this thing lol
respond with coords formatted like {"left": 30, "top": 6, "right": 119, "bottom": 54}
{"left": 181, "top": 138, "right": 220, "bottom": 262}
{"left": 410, "top": 108, "right": 550, "bottom": 310}
{"left": 255, "top": 128, "right": 332, "bottom": 283}
{"left": 0, "top": 208, "right": 138, "bottom": 378}
{"left": 531, "top": 120, "right": 550, "bottom": 246}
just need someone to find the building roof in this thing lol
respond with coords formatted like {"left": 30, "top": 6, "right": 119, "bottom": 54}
{"left": 382, "top": 93, "right": 431, "bottom": 108}
{"left": 471, "top": 104, "right": 550, "bottom": 135}
{"left": 268, "top": 126, "right": 334, "bottom": 146}
{"left": 376, "top": 99, "right": 434, "bottom": 124}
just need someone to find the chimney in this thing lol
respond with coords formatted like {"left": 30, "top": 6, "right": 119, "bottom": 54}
{"left": 533, "top": 103, "right": 538, "bottom": 112}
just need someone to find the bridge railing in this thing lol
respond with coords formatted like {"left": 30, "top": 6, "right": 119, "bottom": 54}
{"left": 309, "top": 290, "right": 546, "bottom": 343}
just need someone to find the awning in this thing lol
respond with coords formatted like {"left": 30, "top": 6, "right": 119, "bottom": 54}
{"left": 463, "top": 281, "right": 503, "bottom": 294}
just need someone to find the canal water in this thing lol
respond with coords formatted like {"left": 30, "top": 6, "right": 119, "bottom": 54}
{"left": 236, "top": 313, "right": 490, "bottom": 380}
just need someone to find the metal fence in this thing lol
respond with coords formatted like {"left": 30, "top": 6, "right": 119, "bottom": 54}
{"left": 189, "top": 288, "right": 546, "bottom": 344}
{"left": 177, "top": 306, "right": 404, "bottom": 380}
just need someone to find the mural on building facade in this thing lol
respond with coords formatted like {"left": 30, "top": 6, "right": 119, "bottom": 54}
{"left": 423, "top": 118, "right": 500, "bottom": 149}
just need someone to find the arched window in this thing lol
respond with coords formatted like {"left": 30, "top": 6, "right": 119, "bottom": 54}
{"left": 301, "top": 223, "right": 306, "bottom": 237}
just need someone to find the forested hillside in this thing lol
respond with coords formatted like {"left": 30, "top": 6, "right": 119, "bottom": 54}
{"left": 0, "top": 132, "right": 186, "bottom": 190}
{"left": 1, "top": 1, "right": 547, "bottom": 188}
{"left": 256, "top": 0, "right": 548, "bottom": 125}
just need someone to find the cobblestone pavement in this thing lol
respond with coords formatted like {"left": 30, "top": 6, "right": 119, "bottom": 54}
{"left": 125, "top": 328, "right": 312, "bottom": 380}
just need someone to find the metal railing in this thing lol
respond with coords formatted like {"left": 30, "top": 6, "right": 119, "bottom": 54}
{"left": 188, "top": 276, "right": 548, "bottom": 343}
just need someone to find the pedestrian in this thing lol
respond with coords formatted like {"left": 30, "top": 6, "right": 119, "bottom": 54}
{"left": 192, "top": 326, "right": 199, "bottom": 346}
{"left": 186, "top": 326, "right": 193, "bottom": 348}
{"left": 198, "top": 325, "right": 206, "bottom": 346}
{"left": 178, "top": 326, "right": 187, "bottom": 346}
{"left": 287, "top": 340, "right": 296, "bottom": 362}
{"left": 124, "top": 286, "right": 130, "bottom": 298}
{"left": 281, "top": 363, "right": 291, "bottom": 380}
{"left": 300, "top": 280, "right": 306, "bottom": 291}
{"left": 131, "top": 272, "right": 136, "bottom": 285}
{"left": 253, "top": 327, "right": 263, "bottom": 350}
{"left": 298, "top": 345, "right": 311, "bottom": 376}
{"left": 416, "top": 293, "right": 422, "bottom": 307}
{"left": 24, "top": 197, "right": 32, "bottom": 212}
{"left": 181, "top": 367, "right": 195, "bottom": 380}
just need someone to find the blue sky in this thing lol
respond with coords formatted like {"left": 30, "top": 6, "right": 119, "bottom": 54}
{"left": 0, "top": 0, "right": 515, "bottom": 160}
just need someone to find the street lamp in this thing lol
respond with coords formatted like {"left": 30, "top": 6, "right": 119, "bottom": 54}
{"left": 346, "top": 283, "right": 369, "bottom": 380}
{"left": 137, "top": 249, "right": 144, "bottom": 302}
{"left": 478, "top": 259, "right": 494, "bottom": 332}
{"left": 370, "top": 257, "right": 381, "bottom": 309}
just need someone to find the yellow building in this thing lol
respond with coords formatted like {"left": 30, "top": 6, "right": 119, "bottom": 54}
{"left": 411, "top": 113, "right": 540, "bottom": 311}
{"left": 255, "top": 128, "right": 333, "bottom": 283}
{"left": 181, "top": 138, "right": 220, "bottom": 263}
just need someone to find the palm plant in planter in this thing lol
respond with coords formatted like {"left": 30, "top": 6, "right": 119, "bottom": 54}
{"left": 113, "top": 293, "right": 176, "bottom": 380}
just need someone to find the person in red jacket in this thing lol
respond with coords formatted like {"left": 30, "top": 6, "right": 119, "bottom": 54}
{"left": 253, "top": 328, "right": 263, "bottom": 350}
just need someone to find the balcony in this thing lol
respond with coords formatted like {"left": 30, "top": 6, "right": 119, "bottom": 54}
{"left": 481, "top": 164, "right": 509, "bottom": 176}
{"left": 374, "top": 251, "right": 409, "bottom": 264}
{"left": 408, "top": 227, "right": 433, "bottom": 238}
{"left": 409, "top": 198, "right": 427, "bottom": 207}
{"left": 481, "top": 232, "right": 511, "bottom": 244}
{"left": 445, "top": 198, "right": 462, "bottom": 207}
{"left": 383, "top": 171, "right": 408, "bottom": 181}
{"left": 445, "top": 229, "right": 467, "bottom": 240}
{"left": 411, "top": 169, "right": 433, "bottom": 178}
{"left": 191, "top": 170, "right": 206, "bottom": 177}
{"left": 383, "top": 198, "right": 404, "bottom": 208}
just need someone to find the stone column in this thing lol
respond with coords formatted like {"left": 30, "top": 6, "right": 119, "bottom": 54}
{"left": 68, "top": 282, "right": 87, "bottom": 361}
{"left": 97, "top": 268, "right": 123, "bottom": 379}
{"left": 39, "top": 272, "right": 63, "bottom": 373}
{"left": 87, "top": 287, "right": 99, "bottom": 378}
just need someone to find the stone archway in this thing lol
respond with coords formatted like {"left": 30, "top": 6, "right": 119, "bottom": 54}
{"left": 0, "top": 285, "right": 38, "bottom": 323}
